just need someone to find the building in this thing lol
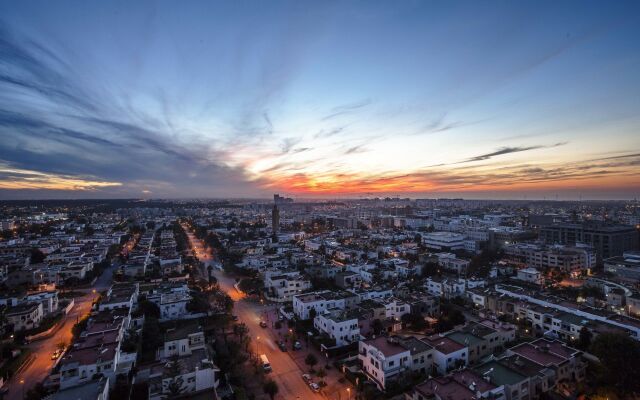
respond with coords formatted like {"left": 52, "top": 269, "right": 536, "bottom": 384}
{"left": 6, "top": 302, "right": 44, "bottom": 331}
{"left": 161, "top": 322, "right": 206, "bottom": 358}
{"left": 293, "top": 290, "right": 357, "bottom": 320}
{"left": 272, "top": 204, "right": 280, "bottom": 235}
{"left": 408, "top": 370, "right": 503, "bottom": 400}
{"left": 359, "top": 336, "right": 433, "bottom": 391}
{"left": 26, "top": 290, "right": 59, "bottom": 315}
{"left": 540, "top": 222, "right": 639, "bottom": 259}
{"left": 264, "top": 272, "right": 311, "bottom": 302}
{"left": 314, "top": 308, "right": 361, "bottom": 347}
{"left": 504, "top": 243, "right": 596, "bottom": 276}
{"left": 45, "top": 377, "right": 110, "bottom": 400}
{"left": 422, "top": 335, "right": 469, "bottom": 374}
{"left": 147, "top": 349, "right": 219, "bottom": 400}
{"left": 422, "top": 232, "right": 466, "bottom": 251}
{"left": 604, "top": 250, "right": 640, "bottom": 282}
{"left": 515, "top": 268, "right": 543, "bottom": 285}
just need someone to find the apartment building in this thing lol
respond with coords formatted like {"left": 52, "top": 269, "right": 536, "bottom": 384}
{"left": 6, "top": 301, "right": 44, "bottom": 331}
{"left": 359, "top": 336, "right": 433, "bottom": 391}
{"left": 314, "top": 308, "right": 361, "bottom": 347}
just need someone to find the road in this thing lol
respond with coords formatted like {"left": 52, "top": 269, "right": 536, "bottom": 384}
{"left": 5, "top": 263, "right": 117, "bottom": 400}
{"left": 183, "top": 225, "right": 326, "bottom": 400}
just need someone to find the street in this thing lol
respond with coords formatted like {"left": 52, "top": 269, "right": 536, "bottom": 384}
{"left": 4, "top": 263, "right": 117, "bottom": 400}
{"left": 183, "top": 226, "right": 334, "bottom": 400}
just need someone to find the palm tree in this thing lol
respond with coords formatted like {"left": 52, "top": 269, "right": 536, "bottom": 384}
{"left": 165, "top": 355, "right": 185, "bottom": 397}
{"left": 316, "top": 367, "right": 327, "bottom": 385}
{"left": 263, "top": 379, "right": 279, "bottom": 400}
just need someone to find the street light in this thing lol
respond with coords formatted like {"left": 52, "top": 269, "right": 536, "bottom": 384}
{"left": 20, "top": 378, "right": 25, "bottom": 400}
{"left": 347, "top": 387, "right": 351, "bottom": 400}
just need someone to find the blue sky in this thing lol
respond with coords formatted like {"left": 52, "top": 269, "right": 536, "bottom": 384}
{"left": 0, "top": 1, "right": 639, "bottom": 199}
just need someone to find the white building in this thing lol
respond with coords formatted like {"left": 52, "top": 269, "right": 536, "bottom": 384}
{"left": 148, "top": 349, "right": 219, "bottom": 400}
{"left": 516, "top": 268, "right": 543, "bottom": 285}
{"left": 293, "top": 290, "right": 354, "bottom": 320}
{"left": 161, "top": 323, "right": 206, "bottom": 358}
{"left": 314, "top": 308, "right": 361, "bottom": 347}
{"left": 359, "top": 336, "right": 433, "bottom": 391}
{"left": 264, "top": 272, "right": 311, "bottom": 302}
{"left": 423, "top": 335, "right": 468, "bottom": 374}
{"left": 422, "top": 232, "right": 465, "bottom": 251}
{"left": 6, "top": 302, "right": 44, "bottom": 331}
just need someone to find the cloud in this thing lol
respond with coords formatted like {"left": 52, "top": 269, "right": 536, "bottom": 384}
{"left": 344, "top": 144, "right": 368, "bottom": 155}
{"left": 321, "top": 99, "right": 372, "bottom": 121}
{"left": 313, "top": 125, "right": 347, "bottom": 139}
{"left": 0, "top": 23, "right": 262, "bottom": 198}
{"left": 459, "top": 142, "right": 568, "bottom": 163}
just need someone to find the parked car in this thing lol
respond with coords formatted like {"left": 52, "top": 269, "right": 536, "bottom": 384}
{"left": 293, "top": 341, "right": 302, "bottom": 350}
{"left": 302, "top": 374, "right": 312, "bottom": 383}
{"left": 278, "top": 314, "right": 284, "bottom": 321}
{"left": 278, "top": 341, "right": 287, "bottom": 352}
{"left": 231, "top": 315, "right": 239, "bottom": 321}
{"left": 259, "top": 321, "right": 268, "bottom": 328}
{"left": 309, "top": 382, "right": 320, "bottom": 392}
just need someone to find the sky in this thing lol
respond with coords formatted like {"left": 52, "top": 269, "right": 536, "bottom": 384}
{"left": 0, "top": 1, "right": 639, "bottom": 200}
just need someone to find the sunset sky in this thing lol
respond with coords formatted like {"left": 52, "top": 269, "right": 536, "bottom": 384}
{"left": 0, "top": 1, "right": 639, "bottom": 200}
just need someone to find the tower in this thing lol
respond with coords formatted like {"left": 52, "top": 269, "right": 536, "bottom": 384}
{"left": 272, "top": 204, "right": 280, "bottom": 235}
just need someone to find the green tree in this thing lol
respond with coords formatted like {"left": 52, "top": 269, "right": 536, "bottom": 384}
{"left": 263, "top": 379, "right": 279, "bottom": 400}
{"left": 590, "top": 333, "right": 640, "bottom": 394}
{"left": 371, "top": 319, "right": 383, "bottom": 335}
{"left": 30, "top": 248, "right": 46, "bottom": 264}
{"left": 577, "top": 326, "right": 592, "bottom": 350}
{"left": 24, "top": 382, "right": 48, "bottom": 400}
{"left": 305, "top": 353, "right": 318, "bottom": 370}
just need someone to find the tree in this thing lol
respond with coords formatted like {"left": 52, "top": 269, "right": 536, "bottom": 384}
{"left": 30, "top": 248, "right": 46, "bottom": 264}
{"left": 401, "top": 313, "right": 427, "bottom": 331}
{"left": 138, "top": 298, "right": 160, "bottom": 319}
{"left": 316, "top": 366, "right": 327, "bottom": 384}
{"left": 371, "top": 319, "right": 384, "bottom": 335}
{"left": 25, "top": 382, "right": 48, "bottom": 400}
{"left": 165, "top": 355, "right": 185, "bottom": 397}
{"left": 308, "top": 307, "right": 317, "bottom": 321}
{"left": 577, "top": 326, "right": 592, "bottom": 350}
{"left": 305, "top": 353, "right": 318, "bottom": 370}
{"left": 263, "top": 379, "right": 279, "bottom": 400}
{"left": 590, "top": 333, "right": 640, "bottom": 394}
{"left": 233, "top": 323, "right": 249, "bottom": 342}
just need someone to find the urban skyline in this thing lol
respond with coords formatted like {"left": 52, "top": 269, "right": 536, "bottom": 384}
{"left": 1, "top": 1, "right": 639, "bottom": 200}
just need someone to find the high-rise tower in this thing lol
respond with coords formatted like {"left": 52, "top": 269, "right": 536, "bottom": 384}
{"left": 272, "top": 204, "right": 280, "bottom": 235}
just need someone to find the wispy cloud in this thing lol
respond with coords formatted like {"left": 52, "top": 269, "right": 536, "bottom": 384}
{"left": 321, "top": 99, "right": 372, "bottom": 121}
{"left": 458, "top": 142, "right": 568, "bottom": 163}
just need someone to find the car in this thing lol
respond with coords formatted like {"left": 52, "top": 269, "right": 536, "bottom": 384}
{"left": 293, "top": 341, "right": 302, "bottom": 350}
{"left": 278, "top": 341, "right": 287, "bottom": 352}
{"left": 278, "top": 314, "right": 284, "bottom": 321}
{"left": 309, "top": 382, "right": 320, "bottom": 392}
{"left": 51, "top": 349, "right": 61, "bottom": 360}
{"left": 231, "top": 315, "right": 239, "bottom": 321}
{"left": 259, "top": 321, "right": 268, "bottom": 328}
{"left": 302, "top": 374, "right": 312, "bottom": 383}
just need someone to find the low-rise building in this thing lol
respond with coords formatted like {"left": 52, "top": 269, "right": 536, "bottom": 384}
{"left": 7, "top": 301, "right": 44, "bottom": 331}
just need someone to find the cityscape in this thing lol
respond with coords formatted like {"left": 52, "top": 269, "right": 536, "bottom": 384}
{"left": 1, "top": 2, "right": 640, "bottom": 400}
